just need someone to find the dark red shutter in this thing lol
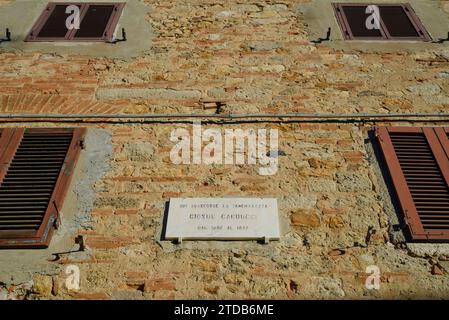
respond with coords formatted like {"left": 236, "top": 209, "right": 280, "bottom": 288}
{"left": 25, "top": 3, "right": 125, "bottom": 42}
{"left": 333, "top": 4, "right": 385, "bottom": 39}
{"left": 376, "top": 127, "right": 449, "bottom": 241}
{"left": 0, "top": 128, "right": 85, "bottom": 248}
{"left": 333, "top": 3, "right": 431, "bottom": 41}
{"left": 73, "top": 5, "right": 117, "bottom": 39}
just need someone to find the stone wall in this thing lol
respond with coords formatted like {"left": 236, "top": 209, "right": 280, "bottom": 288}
{"left": 1, "top": 0, "right": 449, "bottom": 299}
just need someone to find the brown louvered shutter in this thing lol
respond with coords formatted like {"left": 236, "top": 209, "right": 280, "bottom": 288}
{"left": 376, "top": 127, "right": 449, "bottom": 241}
{"left": 25, "top": 3, "right": 125, "bottom": 42}
{"left": 0, "top": 128, "right": 85, "bottom": 248}
{"left": 332, "top": 3, "right": 431, "bottom": 41}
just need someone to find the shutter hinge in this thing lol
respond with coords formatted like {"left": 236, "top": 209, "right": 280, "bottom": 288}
{"left": 108, "top": 28, "right": 127, "bottom": 44}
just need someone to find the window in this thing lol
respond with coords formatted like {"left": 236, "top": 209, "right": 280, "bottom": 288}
{"left": 376, "top": 127, "right": 449, "bottom": 241}
{"left": 25, "top": 2, "right": 125, "bottom": 42}
{"left": 333, "top": 3, "right": 431, "bottom": 41}
{"left": 0, "top": 128, "right": 85, "bottom": 248}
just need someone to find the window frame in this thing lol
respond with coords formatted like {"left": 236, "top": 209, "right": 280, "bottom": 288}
{"left": 376, "top": 126, "right": 449, "bottom": 242}
{"left": 332, "top": 3, "right": 432, "bottom": 41}
{"left": 25, "top": 2, "right": 125, "bottom": 42}
{"left": 0, "top": 128, "right": 86, "bottom": 249}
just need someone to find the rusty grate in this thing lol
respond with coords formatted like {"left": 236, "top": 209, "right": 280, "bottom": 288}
{"left": 333, "top": 3, "right": 431, "bottom": 41}
{"left": 0, "top": 128, "right": 85, "bottom": 249}
{"left": 376, "top": 127, "right": 449, "bottom": 241}
{"left": 25, "top": 2, "right": 125, "bottom": 42}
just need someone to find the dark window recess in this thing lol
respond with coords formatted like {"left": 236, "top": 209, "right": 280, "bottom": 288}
{"left": 376, "top": 127, "right": 449, "bottom": 241}
{"left": 333, "top": 3, "right": 431, "bottom": 41}
{"left": 0, "top": 128, "right": 85, "bottom": 249}
{"left": 25, "top": 2, "right": 125, "bottom": 42}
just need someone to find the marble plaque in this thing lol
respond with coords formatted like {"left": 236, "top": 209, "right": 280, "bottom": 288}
{"left": 165, "top": 198, "right": 280, "bottom": 241}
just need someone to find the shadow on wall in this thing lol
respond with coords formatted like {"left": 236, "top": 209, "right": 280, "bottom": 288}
{"left": 298, "top": 0, "right": 449, "bottom": 52}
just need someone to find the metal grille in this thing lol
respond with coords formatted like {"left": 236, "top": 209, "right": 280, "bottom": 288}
{"left": 390, "top": 132, "right": 449, "bottom": 231}
{"left": 0, "top": 131, "right": 72, "bottom": 231}
{"left": 25, "top": 2, "right": 125, "bottom": 42}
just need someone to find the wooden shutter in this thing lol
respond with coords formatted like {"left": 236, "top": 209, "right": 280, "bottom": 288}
{"left": 376, "top": 127, "right": 449, "bottom": 241}
{"left": 0, "top": 128, "right": 85, "bottom": 248}
{"left": 25, "top": 2, "right": 125, "bottom": 42}
{"left": 332, "top": 3, "right": 431, "bottom": 41}
{"left": 333, "top": 3, "right": 385, "bottom": 39}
